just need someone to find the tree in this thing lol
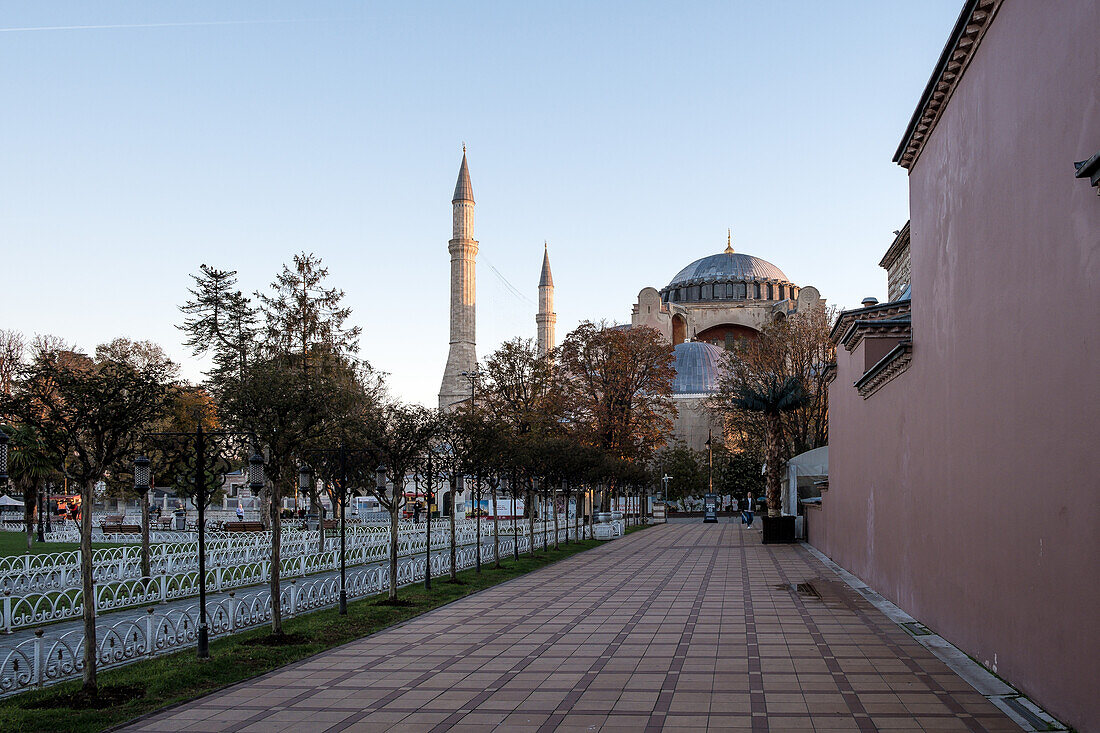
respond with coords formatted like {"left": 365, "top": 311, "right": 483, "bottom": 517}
{"left": 557, "top": 322, "right": 676, "bottom": 509}
{"left": 255, "top": 252, "right": 361, "bottom": 361}
{"left": 2, "top": 342, "right": 174, "bottom": 692}
{"left": 7, "top": 424, "right": 58, "bottom": 551}
{"left": 181, "top": 255, "right": 371, "bottom": 635}
{"left": 0, "top": 329, "right": 25, "bottom": 398}
{"left": 653, "top": 442, "right": 706, "bottom": 506}
{"left": 713, "top": 446, "right": 763, "bottom": 504}
{"left": 367, "top": 402, "right": 441, "bottom": 601}
{"left": 178, "top": 265, "right": 257, "bottom": 391}
{"left": 725, "top": 376, "right": 810, "bottom": 517}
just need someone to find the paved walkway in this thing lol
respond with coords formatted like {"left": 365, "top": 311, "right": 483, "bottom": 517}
{"left": 123, "top": 523, "right": 1021, "bottom": 732}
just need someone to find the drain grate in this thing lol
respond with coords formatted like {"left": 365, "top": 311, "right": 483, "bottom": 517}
{"left": 795, "top": 582, "right": 821, "bottom": 598}
{"left": 900, "top": 621, "right": 933, "bottom": 636}
{"left": 1002, "top": 696, "right": 1062, "bottom": 731}
{"left": 776, "top": 582, "right": 822, "bottom": 599}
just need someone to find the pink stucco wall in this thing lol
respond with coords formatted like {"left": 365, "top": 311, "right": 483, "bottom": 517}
{"left": 815, "top": 1, "right": 1100, "bottom": 729}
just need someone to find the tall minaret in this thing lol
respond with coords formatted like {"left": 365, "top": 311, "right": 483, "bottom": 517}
{"left": 536, "top": 242, "right": 556, "bottom": 356}
{"left": 438, "top": 148, "right": 478, "bottom": 410}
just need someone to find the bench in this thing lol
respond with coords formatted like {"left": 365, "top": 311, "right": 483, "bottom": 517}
{"left": 225, "top": 521, "right": 265, "bottom": 533}
{"left": 323, "top": 519, "right": 339, "bottom": 531}
{"left": 101, "top": 522, "right": 142, "bottom": 534}
{"left": 156, "top": 517, "right": 173, "bottom": 530}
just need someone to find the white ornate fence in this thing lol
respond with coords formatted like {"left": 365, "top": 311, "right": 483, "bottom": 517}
{"left": 0, "top": 518, "right": 580, "bottom": 632}
{"left": 0, "top": 519, "right": 624, "bottom": 697}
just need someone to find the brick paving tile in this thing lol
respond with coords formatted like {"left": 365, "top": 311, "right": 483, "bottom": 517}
{"left": 119, "top": 524, "right": 1024, "bottom": 732}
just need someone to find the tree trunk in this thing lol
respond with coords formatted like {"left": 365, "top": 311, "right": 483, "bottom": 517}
{"left": 552, "top": 483, "right": 559, "bottom": 550}
{"left": 492, "top": 485, "right": 500, "bottom": 568}
{"left": 388, "top": 499, "right": 399, "bottom": 600}
{"left": 23, "top": 481, "right": 36, "bottom": 553}
{"left": 270, "top": 483, "right": 283, "bottom": 634}
{"left": 765, "top": 413, "right": 782, "bottom": 517}
{"left": 80, "top": 479, "right": 97, "bottom": 693}
{"left": 140, "top": 490, "right": 151, "bottom": 578}
{"left": 474, "top": 480, "right": 481, "bottom": 573}
{"left": 448, "top": 473, "right": 457, "bottom": 582}
{"left": 527, "top": 480, "right": 536, "bottom": 556}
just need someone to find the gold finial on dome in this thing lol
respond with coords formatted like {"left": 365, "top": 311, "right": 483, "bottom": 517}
{"left": 725, "top": 228, "right": 735, "bottom": 254}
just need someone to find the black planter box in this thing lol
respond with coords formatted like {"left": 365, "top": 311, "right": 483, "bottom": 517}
{"left": 761, "top": 515, "right": 796, "bottom": 544}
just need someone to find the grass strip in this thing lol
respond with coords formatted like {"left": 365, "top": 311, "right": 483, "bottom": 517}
{"left": 0, "top": 531, "right": 651, "bottom": 733}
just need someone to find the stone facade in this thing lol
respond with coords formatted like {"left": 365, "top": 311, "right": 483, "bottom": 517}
{"left": 630, "top": 237, "right": 823, "bottom": 348}
{"left": 878, "top": 221, "right": 911, "bottom": 302}
{"left": 439, "top": 151, "right": 478, "bottom": 410}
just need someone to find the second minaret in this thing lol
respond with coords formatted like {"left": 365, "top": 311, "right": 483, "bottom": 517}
{"left": 537, "top": 243, "right": 556, "bottom": 356}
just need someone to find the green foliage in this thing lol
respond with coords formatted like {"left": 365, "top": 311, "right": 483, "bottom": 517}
{"left": 653, "top": 442, "right": 707, "bottom": 501}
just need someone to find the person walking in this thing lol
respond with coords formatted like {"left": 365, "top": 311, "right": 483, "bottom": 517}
{"left": 743, "top": 493, "right": 755, "bottom": 528}
{"left": 413, "top": 501, "right": 422, "bottom": 524}
{"left": 236, "top": 501, "right": 244, "bottom": 522}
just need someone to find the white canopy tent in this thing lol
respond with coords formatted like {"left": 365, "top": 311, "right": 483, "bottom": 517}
{"left": 784, "top": 446, "right": 828, "bottom": 516}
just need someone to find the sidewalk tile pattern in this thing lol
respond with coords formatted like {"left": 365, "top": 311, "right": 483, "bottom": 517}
{"left": 122, "top": 524, "right": 1021, "bottom": 732}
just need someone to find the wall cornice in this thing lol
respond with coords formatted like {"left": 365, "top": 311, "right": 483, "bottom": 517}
{"left": 893, "top": 0, "right": 1004, "bottom": 170}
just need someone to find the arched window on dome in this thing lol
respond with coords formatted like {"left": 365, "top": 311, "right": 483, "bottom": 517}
{"left": 701, "top": 283, "right": 712, "bottom": 300}
{"left": 778, "top": 285, "right": 786, "bottom": 300}
{"left": 766, "top": 283, "right": 774, "bottom": 300}
{"left": 733, "top": 282, "right": 747, "bottom": 300}
{"left": 753, "top": 283, "right": 761, "bottom": 299}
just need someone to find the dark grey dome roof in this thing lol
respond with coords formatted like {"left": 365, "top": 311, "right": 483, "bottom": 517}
{"left": 667, "top": 252, "right": 788, "bottom": 289}
{"left": 671, "top": 341, "right": 724, "bottom": 395}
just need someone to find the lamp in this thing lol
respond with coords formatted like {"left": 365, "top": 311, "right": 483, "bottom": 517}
{"left": 248, "top": 450, "right": 266, "bottom": 491}
{"left": 0, "top": 430, "right": 9, "bottom": 482}
{"left": 298, "top": 463, "right": 313, "bottom": 493}
{"left": 133, "top": 454, "right": 151, "bottom": 490}
{"left": 376, "top": 464, "right": 387, "bottom": 495}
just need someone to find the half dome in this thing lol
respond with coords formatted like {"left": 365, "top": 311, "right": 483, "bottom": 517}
{"left": 671, "top": 341, "right": 724, "bottom": 395}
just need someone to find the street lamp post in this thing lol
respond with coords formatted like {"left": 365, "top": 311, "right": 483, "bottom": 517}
{"left": 136, "top": 426, "right": 265, "bottom": 658}
{"left": 661, "top": 474, "right": 673, "bottom": 503}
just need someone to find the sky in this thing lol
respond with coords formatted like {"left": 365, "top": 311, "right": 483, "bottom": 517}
{"left": 1, "top": 1, "right": 963, "bottom": 406}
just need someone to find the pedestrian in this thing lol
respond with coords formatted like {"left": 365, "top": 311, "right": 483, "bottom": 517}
{"left": 236, "top": 502, "right": 244, "bottom": 522}
{"left": 743, "top": 493, "right": 755, "bottom": 528}
{"left": 413, "top": 501, "right": 422, "bottom": 524}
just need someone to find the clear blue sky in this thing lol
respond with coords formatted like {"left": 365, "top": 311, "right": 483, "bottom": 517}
{"left": 1, "top": 1, "right": 961, "bottom": 405}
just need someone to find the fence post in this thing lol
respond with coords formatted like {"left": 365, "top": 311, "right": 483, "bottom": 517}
{"left": 3, "top": 591, "right": 10, "bottom": 634}
{"left": 289, "top": 580, "right": 297, "bottom": 618}
{"left": 227, "top": 592, "right": 236, "bottom": 632}
{"left": 214, "top": 564, "right": 222, "bottom": 592}
{"left": 33, "top": 628, "right": 44, "bottom": 686}
{"left": 145, "top": 608, "right": 155, "bottom": 657}
{"left": 159, "top": 571, "right": 167, "bottom": 604}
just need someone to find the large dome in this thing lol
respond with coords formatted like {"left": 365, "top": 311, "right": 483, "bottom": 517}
{"left": 667, "top": 252, "right": 788, "bottom": 289}
{"left": 671, "top": 341, "right": 724, "bottom": 395}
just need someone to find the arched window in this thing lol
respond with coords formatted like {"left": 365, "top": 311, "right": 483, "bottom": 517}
{"left": 766, "top": 283, "right": 774, "bottom": 299}
{"left": 753, "top": 283, "right": 761, "bottom": 299}
{"left": 701, "top": 284, "right": 712, "bottom": 300}
{"left": 734, "top": 282, "right": 747, "bottom": 299}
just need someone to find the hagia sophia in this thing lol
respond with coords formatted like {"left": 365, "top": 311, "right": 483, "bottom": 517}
{"left": 437, "top": 151, "right": 824, "bottom": 449}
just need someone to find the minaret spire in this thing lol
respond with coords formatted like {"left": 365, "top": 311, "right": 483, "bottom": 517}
{"left": 725, "top": 228, "right": 735, "bottom": 254}
{"left": 537, "top": 242, "right": 556, "bottom": 357}
{"left": 439, "top": 148, "right": 479, "bottom": 410}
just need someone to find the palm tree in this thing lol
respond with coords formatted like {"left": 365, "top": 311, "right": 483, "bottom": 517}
{"left": 8, "top": 425, "right": 59, "bottom": 552}
{"left": 728, "top": 376, "right": 810, "bottom": 518}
